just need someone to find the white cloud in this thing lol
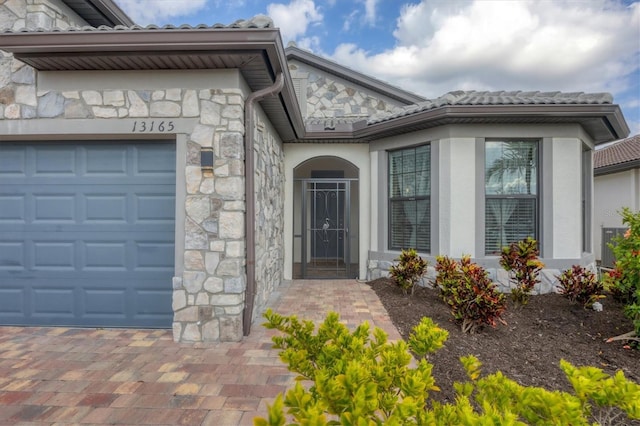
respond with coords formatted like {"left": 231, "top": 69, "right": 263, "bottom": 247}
{"left": 267, "top": 0, "right": 323, "bottom": 43}
{"left": 331, "top": 0, "right": 640, "bottom": 101}
{"left": 115, "top": 0, "right": 207, "bottom": 25}
{"left": 362, "top": 0, "right": 378, "bottom": 26}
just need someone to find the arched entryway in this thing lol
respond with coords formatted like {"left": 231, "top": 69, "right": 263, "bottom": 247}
{"left": 293, "top": 156, "right": 359, "bottom": 279}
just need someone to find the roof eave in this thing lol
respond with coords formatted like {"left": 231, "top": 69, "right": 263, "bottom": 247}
{"left": 357, "top": 104, "right": 630, "bottom": 144}
{"left": 84, "top": 0, "right": 135, "bottom": 27}
{"left": 595, "top": 159, "right": 640, "bottom": 176}
{"left": 0, "top": 28, "right": 306, "bottom": 140}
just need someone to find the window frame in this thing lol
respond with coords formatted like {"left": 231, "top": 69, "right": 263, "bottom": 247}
{"left": 387, "top": 143, "right": 431, "bottom": 252}
{"left": 484, "top": 139, "right": 541, "bottom": 255}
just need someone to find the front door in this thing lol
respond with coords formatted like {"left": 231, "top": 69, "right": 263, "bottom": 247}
{"left": 300, "top": 176, "right": 353, "bottom": 278}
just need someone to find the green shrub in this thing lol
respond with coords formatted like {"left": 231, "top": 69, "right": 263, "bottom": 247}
{"left": 603, "top": 207, "right": 640, "bottom": 346}
{"left": 389, "top": 248, "right": 428, "bottom": 296}
{"left": 557, "top": 265, "right": 604, "bottom": 308}
{"left": 255, "top": 310, "right": 640, "bottom": 425}
{"left": 436, "top": 255, "right": 507, "bottom": 333}
{"left": 500, "top": 237, "right": 544, "bottom": 305}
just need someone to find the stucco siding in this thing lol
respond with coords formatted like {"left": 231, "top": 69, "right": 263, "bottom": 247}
{"left": 442, "top": 137, "right": 477, "bottom": 257}
{"left": 552, "top": 138, "right": 583, "bottom": 259}
{"left": 594, "top": 168, "right": 640, "bottom": 260}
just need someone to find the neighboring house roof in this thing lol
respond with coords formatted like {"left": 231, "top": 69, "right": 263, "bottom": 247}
{"left": 285, "top": 45, "right": 425, "bottom": 105}
{"left": 62, "top": 0, "right": 134, "bottom": 27}
{"left": 594, "top": 134, "right": 640, "bottom": 176}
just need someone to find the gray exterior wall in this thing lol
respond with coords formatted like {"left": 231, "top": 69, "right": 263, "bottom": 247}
{"left": 593, "top": 168, "right": 640, "bottom": 261}
{"left": 288, "top": 59, "right": 405, "bottom": 119}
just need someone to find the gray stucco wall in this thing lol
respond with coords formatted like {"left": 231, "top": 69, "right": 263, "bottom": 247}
{"left": 366, "top": 124, "right": 597, "bottom": 294}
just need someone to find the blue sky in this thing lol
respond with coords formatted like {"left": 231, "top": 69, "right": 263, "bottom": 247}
{"left": 114, "top": 0, "right": 640, "bottom": 136}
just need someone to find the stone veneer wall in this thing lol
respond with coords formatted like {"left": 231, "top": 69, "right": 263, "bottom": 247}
{"left": 1, "top": 0, "right": 86, "bottom": 111}
{"left": 252, "top": 108, "right": 285, "bottom": 322}
{"left": 288, "top": 60, "right": 404, "bottom": 119}
{"left": 0, "top": 0, "right": 86, "bottom": 32}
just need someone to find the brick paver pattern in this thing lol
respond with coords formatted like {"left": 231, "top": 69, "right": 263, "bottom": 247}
{"left": 0, "top": 280, "right": 401, "bottom": 425}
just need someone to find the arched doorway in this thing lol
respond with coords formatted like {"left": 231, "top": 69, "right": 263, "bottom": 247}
{"left": 293, "top": 157, "right": 359, "bottom": 279}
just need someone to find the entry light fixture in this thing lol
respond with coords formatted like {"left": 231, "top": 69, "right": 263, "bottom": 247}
{"left": 201, "top": 147, "right": 214, "bottom": 172}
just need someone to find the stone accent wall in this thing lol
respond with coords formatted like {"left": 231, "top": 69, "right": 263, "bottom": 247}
{"left": 1, "top": 0, "right": 87, "bottom": 115}
{"left": 1, "top": 0, "right": 87, "bottom": 32}
{"left": 252, "top": 110, "right": 285, "bottom": 322}
{"left": 288, "top": 61, "right": 404, "bottom": 120}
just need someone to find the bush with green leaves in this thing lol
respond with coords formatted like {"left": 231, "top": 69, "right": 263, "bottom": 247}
{"left": 255, "top": 310, "right": 640, "bottom": 425}
{"left": 500, "top": 237, "right": 545, "bottom": 305}
{"left": 603, "top": 207, "right": 640, "bottom": 346}
{"left": 436, "top": 255, "right": 507, "bottom": 333}
{"left": 388, "top": 248, "right": 428, "bottom": 296}
{"left": 557, "top": 265, "right": 604, "bottom": 308}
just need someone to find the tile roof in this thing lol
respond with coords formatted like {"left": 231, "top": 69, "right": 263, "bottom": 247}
{"left": 3, "top": 15, "right": 274, "bottom": 33}
{"left": 594, "top": 134, "right": 640, "bottom": 169}
{"left": 368, "top": 90, "right": 614, "bottom": 124}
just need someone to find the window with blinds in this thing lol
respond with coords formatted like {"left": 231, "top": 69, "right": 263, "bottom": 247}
{"left": 485, "top": 140, "right": 539, "bottom": 255}
{"left": 389, "top": 144, "right": 430, "bottom": 251}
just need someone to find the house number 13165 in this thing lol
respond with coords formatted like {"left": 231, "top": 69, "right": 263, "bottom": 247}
{"left": 131, "top": 120, "right": 174, "bottom": 132}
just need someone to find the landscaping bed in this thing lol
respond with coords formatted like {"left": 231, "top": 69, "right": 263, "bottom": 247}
{"left": 368, "top": 277, "right": 640, "bottom": 405}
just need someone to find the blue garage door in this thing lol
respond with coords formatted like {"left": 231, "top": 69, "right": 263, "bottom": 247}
{"left": 0, "top": 141, "right": 176, "bottom": 328}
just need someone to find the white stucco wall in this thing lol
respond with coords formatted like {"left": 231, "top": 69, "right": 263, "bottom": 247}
{"left": 283, "top": 143, "right": 371, "bottom": 279}
{"left": 552, "top": 138, "right": 583, "bottom": 259}
{"left": 439, "top": 137, "right": 477, "bottom": 257}
{"left": 594, "top": 168, "right": 640, "bottom": 260}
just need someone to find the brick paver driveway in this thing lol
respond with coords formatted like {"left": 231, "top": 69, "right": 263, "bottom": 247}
{"left": 0, "top": 280, "right": 400, "bottom": 425}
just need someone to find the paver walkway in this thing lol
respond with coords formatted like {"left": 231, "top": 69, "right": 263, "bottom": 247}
{"left": 0, "top": 280, "right": 401, "bottom": 425}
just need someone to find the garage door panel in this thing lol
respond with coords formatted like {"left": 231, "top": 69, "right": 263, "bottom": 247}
{"left": 33, "top": 241, "right": 76, "bottom": 270}
{"left": 32, "top": 287, "right": 75, "bottom": 316}
{"left": 135, "top": 144, "right": 176, "bottom": 174}
{"left": 85, "top": 195, "right": 128, "bottom": 222}
{"left": 0, "top": 147, "right": 26, "bottom": 175}
{"left": 33, "top": 147, "right": 76, "bottom": 175}
{"left": 0, "top": 288, "right": 23, "bottom": 314}
{"left": 0, "top": 241, "right": 24, "bottom": 270}
{"left": 0, "top": 142, "right": 175, "bottom": 328}
{"left": 85, "top": 146, "right": 128, "bottom": 174}
{"left": 0, "top": 195, "right": 25, "bottom": 221}
{"left": 83, "top": 288, "right": 127, "bottom": 316}
{"left": 84, "top": 241, "right": 128, "bottom": 270}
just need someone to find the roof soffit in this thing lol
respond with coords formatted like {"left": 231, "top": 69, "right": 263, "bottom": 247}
{"left": 62, "top": 0, "right": 134, "bottom": 27}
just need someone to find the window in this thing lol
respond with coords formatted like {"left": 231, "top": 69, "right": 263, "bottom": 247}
{"left": 389, "top": 144, "right": 430, "bottom": 251}
{"left": 485, "top": 140, "right": 539, "bottom": 254}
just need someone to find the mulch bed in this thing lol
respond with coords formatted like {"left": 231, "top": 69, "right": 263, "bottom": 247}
{"left": 368, "top": 277, "right": 640, "bottom": 406}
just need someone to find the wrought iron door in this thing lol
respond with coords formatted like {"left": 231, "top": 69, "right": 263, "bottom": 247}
{"left": 301, "top": 179, "right": 351, "bottom": 278}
